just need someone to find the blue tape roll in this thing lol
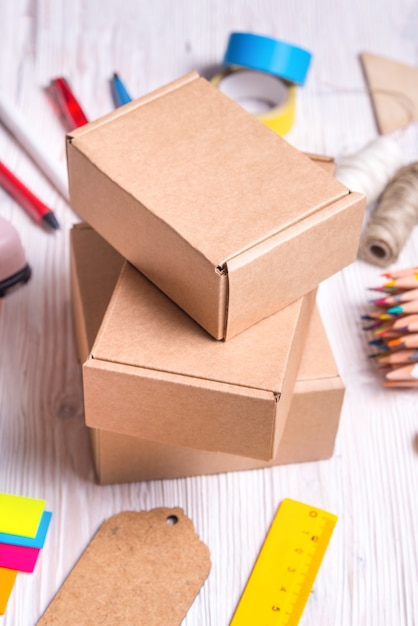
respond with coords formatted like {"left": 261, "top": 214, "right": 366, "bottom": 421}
{"left": 223, "top": 32, "right": 312, "bottom": 85}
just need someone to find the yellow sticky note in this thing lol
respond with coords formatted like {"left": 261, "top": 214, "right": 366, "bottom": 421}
{"left": 0, "top": 567, "right": 18, "bottom": 615}
{"left": 0, "top": 493, "right": 45, "bottom": 538}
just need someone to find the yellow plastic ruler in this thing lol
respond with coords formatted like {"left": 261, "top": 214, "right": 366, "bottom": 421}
{"left": 230, "top": 498, "right": 337, "bottom": 626}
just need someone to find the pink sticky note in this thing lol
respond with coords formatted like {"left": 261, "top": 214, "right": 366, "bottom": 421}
{"left": 0, "top": 542, "right": 40, "bottom": 573}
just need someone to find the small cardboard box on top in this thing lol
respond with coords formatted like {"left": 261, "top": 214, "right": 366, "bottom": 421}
{"left": 70, "top": 224, "right": 345, "bottom": 484}
{"left": 66, "top": 71, "right": 365, "bottom": 340}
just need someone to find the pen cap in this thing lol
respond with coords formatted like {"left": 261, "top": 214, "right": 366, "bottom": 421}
{"left": 0, "top": 216, "right": 31, "bottom": 296}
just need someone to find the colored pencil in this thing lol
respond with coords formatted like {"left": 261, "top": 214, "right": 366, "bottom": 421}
{"left": 361, "top": 312, "right": 395, "bottom": 321}
{"left": 387, "top": 300, "right": 418, "bottom": 315}
{"left": 386, "top": 362, "right": 418, "bottom": 381}
{"left": 368, "top": 285, "right": 398, "bottom": 294}
{"left": 382, "top": 266, "right": 418, "bottom": 279}
{"left": 375, "top": 349, "right": 418, "bottom": 364}
{"left": 390, "top": 314, "right": 418, "bottom": 333}
{"left": 383, "top": 275, "right": 418, "bottom": 290}
{"left": 373, "top": 327, "right": 403, "bottom": 338}
{"left": 387, "top": 334, "right": 418, "bottom": 349}
{"left": 384, "top": 380, "right": 418, "bottom": 387}
{"left": 373, "top": 287, "right": 418, "bottom": 306}
{"left": 366, "top": 265, "right": 418, "bottom": 387}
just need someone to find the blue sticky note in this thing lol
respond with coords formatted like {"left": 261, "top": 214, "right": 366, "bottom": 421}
{"left": 0, "top": 511, "right": 52, "bottom": 549}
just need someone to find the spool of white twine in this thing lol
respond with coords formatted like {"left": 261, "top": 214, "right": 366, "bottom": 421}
{"left": 335, "top": 137, "right": 403, "bottom": 206}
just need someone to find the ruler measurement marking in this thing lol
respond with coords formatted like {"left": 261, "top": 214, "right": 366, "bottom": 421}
{"left": 230, "top": 499, "right": 337, "bottom": 626}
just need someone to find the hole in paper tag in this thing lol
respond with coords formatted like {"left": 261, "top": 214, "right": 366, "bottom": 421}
{"left": 37, "top": 508, "right": 211, "bottom": 626}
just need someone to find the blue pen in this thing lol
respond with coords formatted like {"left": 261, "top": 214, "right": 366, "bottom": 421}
{"left": 111, "top": 72, "right": 132, "bottom": 107}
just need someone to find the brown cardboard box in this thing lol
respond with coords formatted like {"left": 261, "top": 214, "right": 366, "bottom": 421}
{"left": 67, "top": 72, "right": 365, "bottom": 340}
{"left": 71, "top": 225, "right": 315, "bottom": 461}
{"left": 70, "top": 224, "right": 344, "bottom": 484}
{"left": 83, "top": 266, "right": 315, "bottom": 461}
{"left": 89, "top": 315, "right": 344, "bottom": 484}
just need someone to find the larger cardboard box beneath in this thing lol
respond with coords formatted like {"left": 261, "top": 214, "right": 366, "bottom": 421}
{"left": 77, "top": 240, "right": 315, "bottom": 460}
{"left": 71, "top": 224, "right": 345, "bottom": 483}
{"left": 67, "top": 72, "right": 365, "bottom": 340}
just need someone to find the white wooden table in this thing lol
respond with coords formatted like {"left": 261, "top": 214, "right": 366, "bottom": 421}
{"left": 1, "top": 1, "right": 417, "bottom": 624}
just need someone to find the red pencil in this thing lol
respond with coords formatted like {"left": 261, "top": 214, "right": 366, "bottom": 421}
{"left": 382, "top": 266, "right": 418, "bottom": 279}
{"left": 0, "top": 160, "right": 59, "bottom": 230}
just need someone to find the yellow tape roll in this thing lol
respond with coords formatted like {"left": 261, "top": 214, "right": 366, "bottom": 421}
{"left": 211, "top": 68, "right": 296, "bottom": 136}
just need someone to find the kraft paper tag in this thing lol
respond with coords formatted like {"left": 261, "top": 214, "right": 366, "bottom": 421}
{"left": 360, "top": 52, "right": 418, "bottom": 134}
{"left": 37, "top": 508, "right": 211, "bottom": 625}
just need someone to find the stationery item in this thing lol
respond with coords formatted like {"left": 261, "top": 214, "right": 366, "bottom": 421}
{"left": 384, "top": 274, "right": 418, "bottom": 289}
{"left": 387, "top": 334, "right": 418, "bottom": 349}
{"left": 230, "top": 498, "right": 337, "bottom": 626}
{"left": 111, "top": 72, "right": 132, "bottom": 107}
{"left": 386, "top": 362, "right": 418, "bottom": 381}
{"left": 373, "top": 288, "right": 418, "bottom": 305}
{"left": 335, "top": 137, "right": 403, "bottom": 206}
{"left": 387, "top": 300, "right": 418, "bottom": 315}
{"left": 368, "top": 326, "right": 400, "bottom": 338}
{"left": 382, "top": 265, "right": 418, "bottom": 278}
{"left": 0, "top": 85, "right": 68, "bottom": 199}
{"left": 37, "top": 508, "right": 211, "bottom": 626}
{"left": 368, "top": 284, "right": 397, "bottom": 293}
{"left": 211, "top": 68, "right": 296, "bottom": 136}
{"left": 47, "top": 77, "right": 89, "bottom": 130}
{"left": 361, "top": 312, "right": 393, "bottom": 321}
{"left": 0, "top": 567, "right": 17, "bottom": 615}
{"left": 358, "top": 162, "right": 418, "bottom": 267}
{"left": 223, "top": 32, "right": 312, "bottom": 85}
{"left": 360, "top": 52, "right": 418, "bottom": 134}
{"left": 384, "top": 379, "right": 418, "bottom": 387}
{"left": 0, "top": 215, "right": 31, "bottom": 297}
{"left": 371, "top": 349, "right": 418, "bottom": 364}
{"left": 0, "top": 542, "right": 40, "bottom": 573}
{"left": 390, "top": 314, "right": 418, "bottom": 332}
{"left": 0, "top": 511, "right": 52, "bottom": 549}
{"left": 0, "top": 493, "right": 45, "bottom": 538}
{"left": 0, "top": 160, "right": 59, "bottom": 230}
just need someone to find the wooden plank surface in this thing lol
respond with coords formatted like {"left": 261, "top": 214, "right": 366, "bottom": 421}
{"left": 0, "top": 1, "right": 417, "bottom": 624}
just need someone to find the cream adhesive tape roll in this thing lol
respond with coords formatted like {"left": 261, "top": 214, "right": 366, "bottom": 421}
{"left": 211, "top": 69, "right": 296, "bottom": 136}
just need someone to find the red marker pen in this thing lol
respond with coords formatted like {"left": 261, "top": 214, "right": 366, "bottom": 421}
{"left": 0, "top": 160, "right": 60, "bottom": 230}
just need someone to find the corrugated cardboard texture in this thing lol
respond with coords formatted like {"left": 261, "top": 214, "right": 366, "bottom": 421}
{"left": 87, "top": 308, "right": 344, "bottom": 483}
{"left": 69, "top": 224, "right": 344, "bottom": 482}
{"left": 37, "top": 508, "right": 210, "bottom": 626}
{"left": 83, "top": 261, "right": 315, "bottom": 460}
{"left": 70, "top": 223, "right": 124, "bottom": 362}
{"left": 67, "top": 73, "right": 365, "bottom": 339}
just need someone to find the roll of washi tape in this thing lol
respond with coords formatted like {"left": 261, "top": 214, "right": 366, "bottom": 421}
{"left": 211, "top": 68, "right": 296, "bottom": 136}
{"left": 223, "top": 32, "right": 312, "bottom": 86}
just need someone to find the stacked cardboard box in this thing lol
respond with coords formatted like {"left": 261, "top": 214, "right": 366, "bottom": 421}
{"left": 67, "top": 72, "right": 365, "bottom": 484}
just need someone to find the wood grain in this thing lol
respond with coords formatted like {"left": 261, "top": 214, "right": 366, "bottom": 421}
{"left": 0, "top": 1, "right": 417, "bottom": 624}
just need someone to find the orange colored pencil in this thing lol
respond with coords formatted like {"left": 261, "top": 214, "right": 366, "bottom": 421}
{"left": 384, "top": 380, "right": 418, "bottom": 388}
{"left": 387, "top": 334, "right": 418, "bottom": 349}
